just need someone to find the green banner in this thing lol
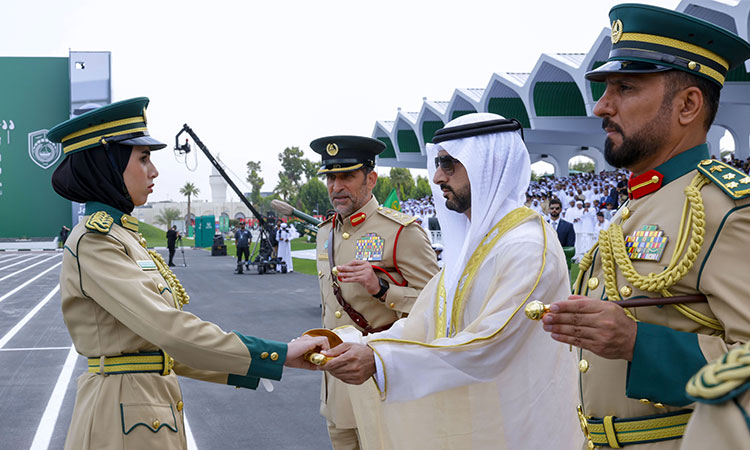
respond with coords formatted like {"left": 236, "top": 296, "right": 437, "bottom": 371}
{"left": 0, "top": 57, "right": 71, "bottom": 238}
{"left": 384, "top": 188, "right": 400, "bottom": 211}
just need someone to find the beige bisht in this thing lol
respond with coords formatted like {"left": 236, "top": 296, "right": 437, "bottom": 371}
{"left": 337, "top": 113, "right": 581, "bottom": 449}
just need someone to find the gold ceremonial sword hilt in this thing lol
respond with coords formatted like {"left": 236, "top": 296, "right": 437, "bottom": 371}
{"left": 302, "top": 328, "right": 343, "bottom": 366}
{"left": 524, "top": 295, "right": 709, "bottom": 321}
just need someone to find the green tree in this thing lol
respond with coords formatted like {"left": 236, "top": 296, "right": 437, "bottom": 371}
{"left": 569, "top": 159, "right": 595, "bottom": 173}
{"left": 373, "top": 175, "right": 393, "bottom": 204}
{"left": 245, "top": 160, "right": 264, "bottom": 204}
{"left": 274, "top": 174, "right": 297, "bottom": 203}
{"left": 298, "top": 178, "right": 329, "bottom": 215}
{"left": 390, "top": 167, "right": 415, "bottom": 199}
{"left": 278, "top": 146, "right": 308, "bottom": 186}
{"left": 154, "top": 207, "right": 182, "bottom": 228}
{"left": 413, "top": 175, "right": 432, "bottom": 199}
{"left": 179, "top": 182, "right": 200, "bottom": 228}
{"left": 302, "top": 159, "right": 319, "bottom": 181}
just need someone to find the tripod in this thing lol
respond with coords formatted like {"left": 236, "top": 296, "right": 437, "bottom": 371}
{"left": 177, "top": 236, "right": 187, "bottom": 267}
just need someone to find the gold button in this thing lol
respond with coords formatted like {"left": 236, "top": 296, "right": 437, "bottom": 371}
{"left": 176, "top": 400, "right": 184, "bottom": 412}
{"left": 587, "top": 440, "right": 595, "bottom": 450}
{"left": 578, "top": 359, "right": 589, "bottom": 373}
{"left": 688, "top": 61, "right": 698, "bottom": 70}
{"left": 654, "top": 402, "right": 665, "bottom": 409}
{"left": 342, "top": 232, "right": 350, "bottom": 240}
{"left": 331, "top": 267, "right": 339, "bottom": 276}
{"left": 639, "top": 398, "right": 651, "bottom": 405}
{"left": 621, "top": 207, "right": 630, "bottom": 220}
{"left": 587, "top": 277, "right": 599, "bottom": 290}
{"left": 152, "top": 419, "right": 160, "bottom": 429}
{"left": 318, "top": 270, "right": 322, "bottom": 276}
{"left": 260, "top": 352, "right": 269, "bottom": 359}
{"left": 620, "top": 285, "right": 633, "bottom": 297}
{"left": 334, "top": 311, "right": 342, "bottom": 319}
{"left": 378, "top": 206, "right": 383, "bottom": 210}
{"left": 389, "top": 302, "right": 395, "bottom": 308}
{"left": 270, "top": 352, "right": 279, "bottom": 361}
{"left": 157, "top": 283, "right": 164, "bottom": 291}
{"left": 651, "top": 175, "right": 659, "bottom": 183}
{"left": 701, "top": 159, "right": 713, "bottom": 166}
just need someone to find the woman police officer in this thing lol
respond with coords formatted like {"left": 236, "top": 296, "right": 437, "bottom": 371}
{"left": 49, "top": 97, "right": 327, "bottom": 449}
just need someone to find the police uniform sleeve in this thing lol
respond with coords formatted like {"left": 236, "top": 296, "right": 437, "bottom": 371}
{"left": 382, "top": 223, "right": 439, "bottom": 313}
{"left": 76, "top": 231, "right": 286, "bottom": 387}
{"left": 625, "top": 199, "right": 750, "bottom": 406}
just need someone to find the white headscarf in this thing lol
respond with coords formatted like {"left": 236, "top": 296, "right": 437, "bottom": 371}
{"left": 426, "top": 112, "right": 530, "bottom": 304}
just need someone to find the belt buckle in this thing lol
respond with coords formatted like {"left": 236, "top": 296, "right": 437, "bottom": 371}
{"left": 577, "top": 405, "right": 594, "bottom": 449}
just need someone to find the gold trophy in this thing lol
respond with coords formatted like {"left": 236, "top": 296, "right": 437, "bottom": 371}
{"left": 302, "top": 328, "right": 343, "bottom": 366}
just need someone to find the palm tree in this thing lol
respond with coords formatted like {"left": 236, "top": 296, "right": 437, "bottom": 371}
{"left": 389, "top": 167, "right": 413, "bottom": 200}
{"left": 154, "top": 207, "right": 183, "bottom": 229}
{"left": 179, "top": 182, "right": 200, "bottom": 233}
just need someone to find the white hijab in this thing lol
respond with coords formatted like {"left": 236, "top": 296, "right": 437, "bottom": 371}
{"left": 426, "top": 112, "right": 530, "bottom": 304}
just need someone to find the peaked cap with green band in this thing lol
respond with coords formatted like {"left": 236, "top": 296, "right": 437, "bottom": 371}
{"left": 585, "top": 3, "right": 750, "bottom": 87}
{"left": 47, "top": 97, "right": 167, "bottom": 155}
{"left": 310, "top": 135, "right": 385, "bottom": 175}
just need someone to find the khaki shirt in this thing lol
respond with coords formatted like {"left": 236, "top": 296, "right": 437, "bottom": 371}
{"left": 316, "top": 195, "right": 439, "bottom": 427}
{"left": 61, "top": 204, "right": 286, "bottom": 450}
{"left": 575, "top": 146, "right": 750, "bottom": 449}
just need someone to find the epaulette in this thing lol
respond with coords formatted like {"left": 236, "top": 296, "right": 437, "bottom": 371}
{"left": 85, "top": 211, "right": 114, "bottom": 234}
{"left": 686, "top": 343, "right": 750, "bottom": 404}
{"left": 318, "top": 214, "right": 335, "bottom": 228}
{"left": 376, "top": 206, "right": 416, "bottom": 226}
{"left": 697, "top": 159, "right": 750, "bottom": 200}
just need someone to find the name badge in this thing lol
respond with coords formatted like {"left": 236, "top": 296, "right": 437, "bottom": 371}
{"left": 137, "top": 260, "right": 157, "bottom": 270}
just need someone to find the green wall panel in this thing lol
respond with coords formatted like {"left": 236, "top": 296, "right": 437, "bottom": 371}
{"left": 451, "top": 110, "right": 475, "bottom": 120}
{"left": 533, "top": 81, "right": 586, "bottom": 116}
{"left": 422, "top": 120, "right": 444, "bottom": 144}
{"left": 0, "top": 57, "right": 70, "bottom": 238}
{"left": 397, "top": 129, "right": 420, "bottom": 153}
{"left": 377, "top": 137, "right": 396, "bottom": 159}
{"left": 487, "top": 97, "right": 531, "bottom": 128}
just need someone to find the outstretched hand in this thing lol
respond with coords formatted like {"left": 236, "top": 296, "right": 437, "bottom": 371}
{"left": 541, "top": 295, "right": 637, "bottom": 361}
{"left": 284, "top": 335, "right": 331, "bottom": 370}
{"left": 321, "top": 343, "right": 376, "bottom": 385}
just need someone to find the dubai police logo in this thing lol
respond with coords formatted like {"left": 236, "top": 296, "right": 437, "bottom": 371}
{"left": 326, "top": 143, "right": 339, "bottom": 156}
{"left": 28, "top": 129, "right": 62, "bottom": 170}
{"left": 611, "top": 19, "right": 623, "bottom": 44}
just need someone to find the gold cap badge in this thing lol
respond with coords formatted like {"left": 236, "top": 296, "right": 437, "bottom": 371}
{"left": 611, "top": 19, "right": 623, "bottom": 44}
{"left": 326, "top": 143, "right": 339, "bottom": 156}
{"left": 142, "top": 107, "right": 148, "bottom": 126}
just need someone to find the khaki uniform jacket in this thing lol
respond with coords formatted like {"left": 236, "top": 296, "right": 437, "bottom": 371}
{"left": 316, "top": 196, "right": 439, "bottom": 428}
{"left": 575, "top": 146, "right": 750, "bottom": 449}
{"left": 61, "top": 203, "right": 286, "bottom": 450}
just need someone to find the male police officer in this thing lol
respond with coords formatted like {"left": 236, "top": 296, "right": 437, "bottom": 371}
{"left": 539, "top": 4, "right": 750, "bottom": 449}
{"left": 312, "top": 136, "right": 439, "bottom": 450}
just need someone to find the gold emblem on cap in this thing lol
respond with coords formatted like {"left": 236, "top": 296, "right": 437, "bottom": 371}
{"left": 142, "top": 107, "right": 148, "bottom": 126}
{"left": 326, "top": 143, "right": 339, "bottom": 156}
{"left": 611, "top": 19, "right": 623, "bottom": 44}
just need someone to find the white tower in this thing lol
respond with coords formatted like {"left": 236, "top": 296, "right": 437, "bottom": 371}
{"left": 209, "top": 164, "right": 227, "bottom": 203}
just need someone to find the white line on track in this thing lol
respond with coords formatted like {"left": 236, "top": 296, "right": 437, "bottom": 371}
{"left": 29, "top": 344, "right": 78, "bottom": 450}
{"left": 0, "top": 254, "right": 30, "bottom": 264}
{"left": 0, "top": 254, "right": 60, "bottom": 283}
{"left": 0, "top": 254, "right": 45, "bottom": 271}
{"left": 185, "top": 415, "right": 199, "bottom": 450}
{"left": 0, "top": 347, "right": 70, "bottom": 352}
{"left": 0, "top": 284, "right": 60, "bottom": 348}
{"left": 0, "top": 261, "right": 62, "bottom": 305}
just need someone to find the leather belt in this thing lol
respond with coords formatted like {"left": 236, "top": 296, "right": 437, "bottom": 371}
{"left": 578, "top": 405, "right": 692, "bottom": 448}
{"left": 88, "top": 350, "right": 174, "bottom": 376}
{"left": 328, "top": 223, "right": 394, "bottom": 335}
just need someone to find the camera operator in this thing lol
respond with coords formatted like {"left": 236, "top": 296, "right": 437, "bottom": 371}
{"left": 166, "top": 225, "right": 179, "bottom": 267}
{"left": 234, "top": 221, "right": 252, "bottom": 274}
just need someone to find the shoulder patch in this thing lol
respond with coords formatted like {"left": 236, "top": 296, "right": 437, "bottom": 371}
{"left": 697, "top": 159, "right": 750, "bottom": 200}
{"left": 377, "top": 207, "right": 416, "bottom": 226}
{"left": 85, "top": 211, "right": 113, "bottom": 233}
{"left": 686, "top": 343, "right": 750, "bottom": 404}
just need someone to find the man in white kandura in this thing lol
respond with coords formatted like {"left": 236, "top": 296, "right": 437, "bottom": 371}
{"left": 316, "top": 113, "right": 580, "bottom": 449}
{"left": 276, "top": 222, "right": 294, "bottom": 272}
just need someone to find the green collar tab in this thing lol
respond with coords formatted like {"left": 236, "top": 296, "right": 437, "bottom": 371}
{"left": 85, "top": 202, "right": 139, "bottom": 232}
{"left": 654, "top": 143, "right": 709, "bottom": 188}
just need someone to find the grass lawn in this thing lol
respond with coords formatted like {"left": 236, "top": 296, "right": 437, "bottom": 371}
{"left": 196, "top": 237, "right": 319, "bottom": 276}
{"left": 140, "top": 222, "right": 195, "bottom": 248}
{"left": 570, "top": 263, "right": 580, "bottom": 287}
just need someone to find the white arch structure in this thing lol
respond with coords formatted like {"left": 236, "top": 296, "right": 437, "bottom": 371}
{"left": 374, "top": 0, "right": 750, "bottom": 175}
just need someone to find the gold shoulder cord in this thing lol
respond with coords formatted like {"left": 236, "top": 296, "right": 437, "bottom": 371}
{"left": 139, "top": 235, "right": 190, "bottom": 310}
{"left": 576, "top": 174, "right": 723, "bottom": 334}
